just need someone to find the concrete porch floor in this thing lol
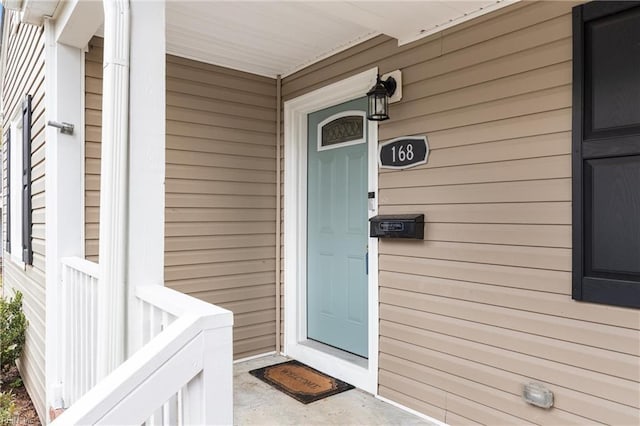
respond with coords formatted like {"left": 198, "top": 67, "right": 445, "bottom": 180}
{"left": 234, "top": 354, "right": 436, "bottom": 425}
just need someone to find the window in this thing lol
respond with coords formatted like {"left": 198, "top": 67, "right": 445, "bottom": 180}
{"left": 572, "top": 1, "right": 640, "bottom": 308}
{"left": 5, "top": 95, "right": 33, "bottom": 265}
{"left": 317, "top": 110, "right": 365, "bottom": 151}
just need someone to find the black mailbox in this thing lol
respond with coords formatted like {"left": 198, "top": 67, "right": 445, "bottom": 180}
{"left": 369, "top": 214, "right": 424, "bottom": 239}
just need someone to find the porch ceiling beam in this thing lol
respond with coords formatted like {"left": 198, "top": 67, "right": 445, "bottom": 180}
{"left": 20, "top": 0, "right": 58, "bottom": 25}
{"left": 54, "top": 0, "right": 103, "bottom": 49}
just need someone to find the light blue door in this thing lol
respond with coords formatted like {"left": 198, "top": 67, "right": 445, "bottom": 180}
{"left": 307, "top": 97, "right": 368, "bottom": 358}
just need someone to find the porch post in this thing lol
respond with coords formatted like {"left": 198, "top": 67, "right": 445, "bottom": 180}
{"left": 43, "top": 20, "right": 85, "bottom": 413}
{"left": 127, "top": 0, "right": 166, "bottom": 355}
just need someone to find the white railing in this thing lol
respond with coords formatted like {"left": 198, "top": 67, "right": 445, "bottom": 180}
{"left": 53, "top": 285, "right": 234, "bottom": 425}
{"left": 59, "top": 257, "right": 101, "bottom": 407}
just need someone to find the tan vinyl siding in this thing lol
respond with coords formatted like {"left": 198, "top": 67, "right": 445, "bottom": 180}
{"left": 1, "top": 12, "right": 47, "bottom": 422}
{"left": 84, "top": 43, "right": 278, "bottom": 359}
{"left": 165, "top": 55, "right": 277, "bottom": 360}
{"left": 85, "top": 37, "right": 102, "bottom": 261}
{"left": 282, "top": 1, "right": 640, "bottom": 424}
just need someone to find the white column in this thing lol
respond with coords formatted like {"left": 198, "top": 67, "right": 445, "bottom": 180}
{"left": 44, "top": 20, "right": 85, "bottom": 412}
{"left": 127, "top": 0, "right": 166, "bottom": 355}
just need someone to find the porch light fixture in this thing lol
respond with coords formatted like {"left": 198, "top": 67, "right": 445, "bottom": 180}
{"left": 366, "top": 74, "right": 397, "bottom": 121}
{"left": 522, "top": 382, "right": 554, "bottom": 409}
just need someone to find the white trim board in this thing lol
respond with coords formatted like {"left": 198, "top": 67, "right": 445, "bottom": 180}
{"left": 233, "top": 351, "right": 277, "bottom": 364}
{"left": 376, "top": 395, "right": 449, "bottom": 426}
{"left": 79, "top": 48, "right": 86, "bottom": 258}
{"left": 283, "top": 67, "right": 379, "bottom": 394}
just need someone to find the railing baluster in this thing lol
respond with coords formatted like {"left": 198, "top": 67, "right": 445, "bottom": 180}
{"left": 151, "top": 406, "right": 162, "bottom": 426}
{"left": 91, "top": 275, "right": 96, "bottom": 388}
{"left": 183, "top": 371, "right": 204, "bottom": 425}
{"left": 71, "top": 269, "right": 77, "bottom": 404}
{"left": 85, "top": 273, "right": 90, "bottom": 394}
{"left": 81, "top": 270, "right": 85, "bottom": 399}
{"left": 154, "top": 304, "right": 161, "bottom": 339}
{"left": 78, "top": 271, "right": 82, "bottom": 398}
{"left": 61, "top": 264, "right": 68, "bottom": 407}
{"left": 177, "top": 387, "right": 184, "bottom": 426}
{"left": 78, "top": 270, "right": 82, "bottom": 398}
{"left": 68, "top": 267, "right": 73, "bottom": 404}
{"left": 162, "top": 400, "right": 169, "bottom": 426}
{"left": 163, "top": 393, "right": 178, "bottom": 426}
{"left": 69, "top": 269, "right": 74, "bottom": 404}
{"left": 138, "top": 297, "right": 144, "bottom": 351}
{"left": 86, "top": 275, "right": 91, "bottom": 392}
{"left": 150, "top": 305, "right": 156, "bottom": 341}
{"left": 142, "top": 301, "right": 150, "bottom": 345}
{"left": 162, "top": 310, "right": 168, "bottom": 332}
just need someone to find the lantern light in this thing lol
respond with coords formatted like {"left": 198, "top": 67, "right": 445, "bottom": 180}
{"left": 366, "top": 74, "right": 397, "bottom": 121}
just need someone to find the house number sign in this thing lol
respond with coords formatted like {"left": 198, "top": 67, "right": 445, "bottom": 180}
{"left": 378, "top": 136, "right": 429, "bottom": 169}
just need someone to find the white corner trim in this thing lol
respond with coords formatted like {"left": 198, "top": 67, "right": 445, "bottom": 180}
{"left": 79, "top": 48, "right": 86, "bottom": 258}
{"left": 283, "top": 67, "right": 379, "bottom": 394}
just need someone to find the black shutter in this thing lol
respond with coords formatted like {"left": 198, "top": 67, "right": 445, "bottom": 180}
{"left": 5, "top": 129, "right": 10, "bottom": 253}
{"left": 572, "top": 1, "right": 640, "bottom": 308}
{"left": 22, "top": 95, "right": 32, "bottom": 265}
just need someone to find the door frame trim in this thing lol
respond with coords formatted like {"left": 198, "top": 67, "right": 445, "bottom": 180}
{"left": 283, "top": 67, "right": 379, "bottom": 394}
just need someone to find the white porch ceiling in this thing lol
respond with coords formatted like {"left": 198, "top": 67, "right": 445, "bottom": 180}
{"left": 165, "top": 1, "right": 517, "bottom": 78}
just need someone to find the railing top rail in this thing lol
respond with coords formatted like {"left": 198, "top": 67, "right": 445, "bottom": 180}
{"left": 136, "top": 285, "right": 232, "bottom": 321}
{"left": 51, "top": 311, "right": 230, "bottom": 425}
{"left": 60, "top": 256, "right": 100, "bottom": 279}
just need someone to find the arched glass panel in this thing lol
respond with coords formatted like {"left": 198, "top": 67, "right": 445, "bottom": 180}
{"left": 317, "top": 111, "right": 366, "bottom": 151}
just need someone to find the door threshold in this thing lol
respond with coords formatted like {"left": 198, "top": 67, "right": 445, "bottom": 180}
{"left": 300, "top": 339, "right": 368, "bottom": 369}
{"left": 287, "top": 338, "right": 375, "bottom": 392}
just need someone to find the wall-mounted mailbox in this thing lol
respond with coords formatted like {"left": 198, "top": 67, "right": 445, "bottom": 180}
{"left": 369, "top": 214, "right": 424, "bottom": 239}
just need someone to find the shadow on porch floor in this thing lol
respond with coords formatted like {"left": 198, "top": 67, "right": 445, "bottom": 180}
{"left": 234, "top": 354, "right": 435, "bottom": 425}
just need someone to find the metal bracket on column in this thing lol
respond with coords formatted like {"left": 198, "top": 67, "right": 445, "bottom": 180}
{"left": 47, "top": 120, "right": 75, "bottom": 135}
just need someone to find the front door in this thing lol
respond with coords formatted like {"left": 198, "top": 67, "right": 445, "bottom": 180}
{"left": 307, "top": 97, "right": 369, "bottom": 358}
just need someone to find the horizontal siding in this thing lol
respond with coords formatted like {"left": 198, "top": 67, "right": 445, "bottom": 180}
{"left": 1, "top": 12, "right": 47, "bottom": 423}
{"left": 165, "top": 54, "right": 277, "bottom": 360}
{"left": 282, "top": 1, "right": 640, "bottom": 424}
{"left": 85, "top": 36, "right": 102, "bottom": 261}
{"left": 85, "top": 46, "right": 278, "bottom": 359}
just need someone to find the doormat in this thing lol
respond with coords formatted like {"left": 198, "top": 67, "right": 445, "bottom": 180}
{"left": 249, "top": 360, "right": 354, "bottom": 404}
